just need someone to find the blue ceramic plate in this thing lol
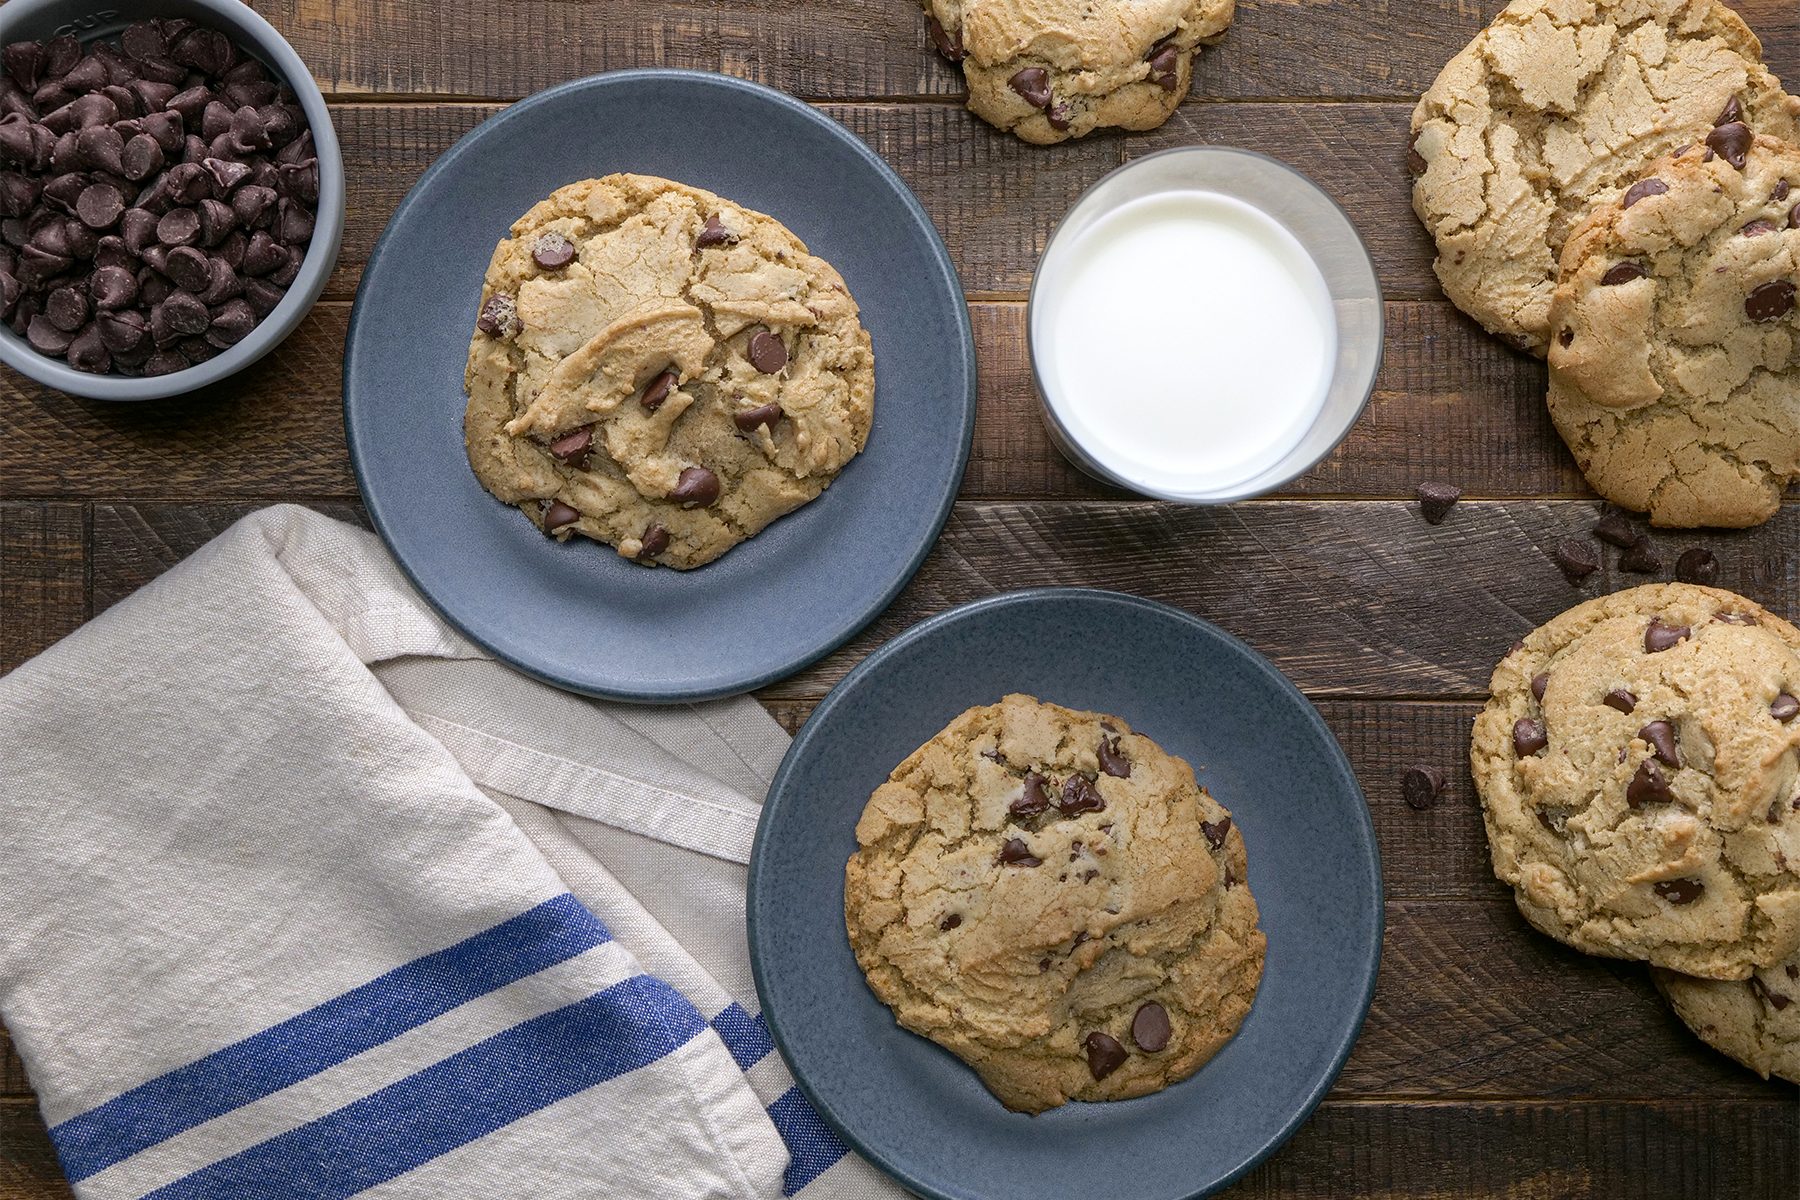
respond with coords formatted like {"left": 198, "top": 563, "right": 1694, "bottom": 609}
{"left": 344, "top": 71, "right": 975, "bottom": 702}
{"left": 749, "top": 590, "right": 1382, "bottom": 1200}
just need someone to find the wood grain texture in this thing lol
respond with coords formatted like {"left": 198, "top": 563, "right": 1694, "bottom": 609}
{"left": 0, "top": 506, "right": 84, "bottom": 675}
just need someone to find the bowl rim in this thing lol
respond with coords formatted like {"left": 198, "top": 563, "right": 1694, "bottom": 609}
{"left": 0, "top": 0, "right": 344, "bottom": 402}
{"left": 1025, "top": 145, "right": 1385, "bottom": 504}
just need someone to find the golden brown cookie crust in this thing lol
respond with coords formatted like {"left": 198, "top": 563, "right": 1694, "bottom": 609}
{"left": 922, "top": 0, "right": 1234, "bottom": 145}
{"left": 844, "top": 694, "right": 1265, "bottom": 1113}
{"left": 1471, "top": 584, "right": 1800, "bottom": 980}
{"left": 464, "top": 174, "right": 874, "bottom": 569}
{"left": 1546, "top": 134, "right": 1800, "bottom": 528}
{"left": 1410, "top": 0, "right": 1800, "bottom": 355}
{"left": 1654, "top": 950, "right": 1800, "bottom": 1082}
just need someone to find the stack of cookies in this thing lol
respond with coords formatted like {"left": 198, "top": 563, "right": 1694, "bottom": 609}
{"left": 1411, "top": 0, "right": 1800, "bottom": 529}
{"left": 1473, "top": 584, "right": 1799, "bottom": 1083}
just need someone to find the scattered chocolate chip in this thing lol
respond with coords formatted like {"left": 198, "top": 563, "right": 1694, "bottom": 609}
{"left": 1402, "top": 765, "right": 1446, "bottom": 811}
{"left": 747, "top": 329, "right": 787, "bottom": 374}
{"left": 1057, "top": 774, "right": 1105, "bottom": 816}
{"left": 1706, "top": 121, "right": 1753, "bottom": 170}
{"left": 1201, "top": 816, "right": 1232, "bottom": 849}
{"left": 732, "top": 402, "right": 783, "bottom": 433}
{"left": 531, "top": 230, "right": 575, "bottom": 270}
{"left": 1407, "top": 131, "right": 1428, "bottom": 176}
{"left": 1552, "top": 538, "right": 1599, "bottom": 584}
{"left": 639, "top": 368, "right": 678, "bottom": 411}
{"left": 1638, "top": 720, "right": 1680, "bottom": 767}
{"left": 1513, "top": 718, "right": 1548, "bottom": 757}
{"left": 1775, "top": 180, "right": 1792, "bottom": 203}
{"left": 1672, "top": 548, "right": 1718, "bottom": 585}
{"left": 548, "top": 424, "right": 593, "bottom": 467}
{"left": 1603, "top": 688, "right": 1637, "bottom": 714}
{"left": 1715, "top": 610, "right": 1759, "bottom": 627}
{"left": 1750, "top": 976, "right": 1792, "bottom": 1012}
{"left": 1627, "top": 760, "right": 1672, "bottom": 808}
{"left": 476, "top": 292, "right": 520, "bottom": 337}
{"left": 939, "top": 913, "right": 961, "bottom": 931}
{"left": 1416, "top": 481, "right": 1461, "bottom": 524}
{"left": 695, "top": 213, "right": 735, "bottom": 248}
{"left": 1773, "top": 693, "right": 1799, "bottom": 723}
{"left": 1097, "top": 735, "right": 1130, "bottom": 778}
{"left": 1531, "top": 672, "right": 1551, "bottom": 702}
{"left": 1045, "top": 102, "right": 1073, "bottom": 132}
{"left": 1741, "top": 218, "right": 1778, "bottom": 238}
{"left": 927, "top": 17, "right": 965, "bottom": 62}
{"left": 1601, "top": 262, "right": 1647, "bottom": 286}
{"left": 1652, "top": 878, "right": 1703, "bottom": 905}
{"left": 1010, "top": 772, "right": 1051, "bottom": 818}
{"left": 670, "top": 465, "right": 721, "bottom": 508}
{"left": 1619, "top": 538, "right": 1662, "bottom": 574}
{"left": 1008, "top": 67, "right": 1052, "bottom": 109}
{"left": 637, "top": 524, "right": 669, "bottom": 560}
{"left": 1746, "top": 280, "right": 1795, "bottom": 324}
{"left": 1131, "top": 1003, "right": 1171, "bottom": 1052}
{"left": 1622, "top": 178, "right": 1668, "bottom": 208}
{"left": 1644, "top": 619, "right": 1690, "bottom": 653}
{"left": 1083, "top": 1031, "right": 1127, "bottom": 1080}
{"left": 998, "top": 837, "right": 1041, "bottom": 867}
{"left": 543, "top": 500, "right": 579, "bottom": 532}
{"left": 1593, "top": 512, "right": 1637, "bottom": 548}
{"left": 1146, "top": 43, "right": 1180, "bottom": 91}
{"left": 1717, "top": 97, "right": 1744, "bottom": 127}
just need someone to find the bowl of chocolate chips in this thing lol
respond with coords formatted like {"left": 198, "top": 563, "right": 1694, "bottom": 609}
{"left": 0, "top": 0, "right": 343, "bottom": 400}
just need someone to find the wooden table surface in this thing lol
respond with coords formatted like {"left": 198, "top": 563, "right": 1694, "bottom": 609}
{"left": 3, "top": 1, "right": 1800, "bottom": 1195}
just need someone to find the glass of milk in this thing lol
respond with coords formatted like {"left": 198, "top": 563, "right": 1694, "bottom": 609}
{"left": 1029, "top": 147, "right": 1383, "bottom": 502}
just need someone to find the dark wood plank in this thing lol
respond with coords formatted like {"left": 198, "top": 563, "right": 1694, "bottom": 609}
{"left": 0, "top": 1102, "right": 68, "bottom": 1200}
{"left": 253, "top": 0, "right": 1800, "bottom": 105}
{"left": 0, "top": 506, "right": 84, "bottom": 675}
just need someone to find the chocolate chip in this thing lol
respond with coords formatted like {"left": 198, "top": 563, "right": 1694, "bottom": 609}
{"left": 1601, "top": 262, "right": 1647, "bottom": 286}
{"left": 998, "top": 837, "right": 1041, "bottom": 867}
{"left": 44, "top": 284, "right": 88, "bottom": 332}
{"left": 1045, "top": 102, "right": 1073, "bottom": 132}
{"left": 164, "top": 245, "right": 209, "bottom": 292}
{"left": 1652, "top": 878, "right": 1703, "bottom": 905}
{"left": 1593, "top": 512, "right": 1637, "bottom": 548}
{"left": 96, "top": 308, "right": 145, "bottom": 352}
{"left": 1639, "top": 720, "right": 1680, "bottom": 767}
{"left": 1416, "top": 480, "right": 1461, "bottom": 524}
{"left": 1741, "top": 219, "right": 1778, "bottom": 238}
{"left": 203, "top": 155, "right": 250, "bottom": 193}
{"left": 120, "top": 132, "right": 163, "bottom": 180}
{"left": 1097, "top": 735, "right": 1130, "bottom": 778}
{"left": 89, "top": 264, "right": 136, "bottom": 310}
{"left": 1146, "top": 43, "right": 1181, "bottom": 92}
{"left": 231, "top": 184, "right": 276, "bottom": 228}
{"left": 1010, "top": 772, "right": 1051, "bottom": 818}
{"left": 1513, "top": 718, "right": 1547, "bottom": 757}
{"left": 242, "top": 229, "right": 286, "bottom": 276}
{"left": 1131, "top": 1003, "right": 1171, "bottom": 1052}
{"left": 476, "top": 292, "right": 520, "bottom": 337}
{"left": 157, "top": 206, "right": 200, "bottom": 247}
{"left": 1644, "top": 619, "right": 1690, "bottom": 653}
{"left": 1551, "top": 538, "right": 1599, "bottom": 584}
{"left": 1530, "top": 673, "right": 1551, "bottom": 703}
{"left": 548, "top": 425, "right": 593, "bottom": 467}
{"left": 670, "top": 465, "right": 721, "bottom": 508}
{"left": 1773, "top": 693, "right": 1799, "bottom": 723}
{"left": 1008, "top": 67, "right": 1052, "bottom": 109}
{"left": 1746, "top": 281, "right": 1795, "bottom": 324}
{"left": 1627, "top": 760, "right": 1672, "bottom": 808}
{"left": 1619, "top": 538, "right": 1662, "bottom": 574}
{"left": 747, "top": 329, "right": 787, "bottom": 374}
{"left": 141, "top": 349, "right": 187, "bottom": 376}
{"left": 1667, "top": 548, "right": 1719, "bottom": 586}
{"left": 1715, "top": 610, "right": 1758, "bottom": 626}
{"left": 1402, "top": 765, "right": 1446, "bottom": 811}
{"left": 531, "top": 230, "right": 575, "bottom": 270}
{"left": 638, "top": 523, "right": 670, "bottom": 560}
{"left": 206, "top": 297, "right": 254, "bottom": 346}
{"left": 732, "top": 402, "right": 783, "bottom": 433}
{"left": 1083, "top": 1031, "right": 1127, "bottom": 1080}
{"left": 1750, "top": 976, "right": 1792, "bottom": 1012}
{"left": 1057, "top": 774, "right": 1105, "bottom": 816}
{"left": 543, "top": 500, "right": 579, "bottom": 532}
{"left": 1201, "top": 816, "right": 1232, "bottom": 849}
{"left": 1603, "top": 688, "right": 1637, "bottom": 714}
{"left": 695, "top": 213, "right": 736, "bottom": 249}
{"left": 640, "top": 369, "right": 678, "bottom": 411}
{"left": 1622, "top": 178, "right": 1668, "bottom": 208}
{"left": 1706, "top": 121, "right": 1753, "bottom": 170}
{"left": 927, "top": 17, "right": 965, "bottom": 62}
{"left": 939, "top": 913, "right": 961, "bottom": 931}
{"left": 24, "top": 313, "right": 71, "bottom": 354}
{"left": 1717, "top": 97, "right": 1744, "bottom": 127}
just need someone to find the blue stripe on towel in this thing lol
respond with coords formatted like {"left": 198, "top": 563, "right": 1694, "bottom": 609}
{"left": 709, "top": 1002, "right": 773, "bottom": 1071}
{"left": 142, "top": 973, "right": 706, "bottom": 1200}
{"left": 52, "top": 894, "right": 610, "bottom": 1182}
{"left": 767, "top": 1086, "right": 849, "bottom": 1196}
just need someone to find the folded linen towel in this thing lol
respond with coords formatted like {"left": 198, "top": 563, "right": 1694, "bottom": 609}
{"left": 0, "top": 505, "right": 901, "bottom": 1200}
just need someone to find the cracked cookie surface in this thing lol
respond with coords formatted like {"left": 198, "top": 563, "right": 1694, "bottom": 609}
{"left": 1409, "top": 0, "right": 1800, "bottom": 355}
{"left": 844, "top": 693, "right": 1265, "bottom": 1113}
{"left": 1546, "top": 134, "right": 1800, "bottom": 528}
{"left": 1471, "top": 584, "right": 1800, "bottom": 979}
{"left": 921, "top": 0, "right": 1234, "bottom": 145}
{"left": 1654, "top": 947, "right": 1800, "bottom": 1081}
{"left": 464, "top": 174, "right": 874, "bottom": 569}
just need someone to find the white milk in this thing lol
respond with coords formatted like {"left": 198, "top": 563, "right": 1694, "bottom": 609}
{"left": 1034, "top": 190, "right": 1337, "bottom": 497}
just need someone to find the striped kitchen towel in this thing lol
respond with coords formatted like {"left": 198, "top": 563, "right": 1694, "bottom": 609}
{"left": 0, "top": 505, "right": 902, "bottom": 1200}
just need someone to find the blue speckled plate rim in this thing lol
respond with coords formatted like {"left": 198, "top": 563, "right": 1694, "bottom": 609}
{"left": 747, "top": 587, "right": 1385, "bottom": 1200}
{"left": 342, "top": 68, "right": 977, "bottom": 704}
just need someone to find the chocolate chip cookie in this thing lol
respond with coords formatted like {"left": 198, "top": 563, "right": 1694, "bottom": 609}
{"left": 1654, "top": 949, "right": 1800, "bottom": 1082}
{"left": 464, "top": 175, "right": 874, "bottom": 569}
{"left": 1546, "top": 133, "right": 1800, "bottom": 528}
{"left": 844, "top": 694, "right": 1265, "bottom": 1113}
{"left": 1471, "top": 584, "right": 1800, "bottom": 979}
{"left": 921, "top": 0, "right": 1234, "bottom": 145}
{"left": 1410, "top": 0, "right": 1800, "bottom": 355}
